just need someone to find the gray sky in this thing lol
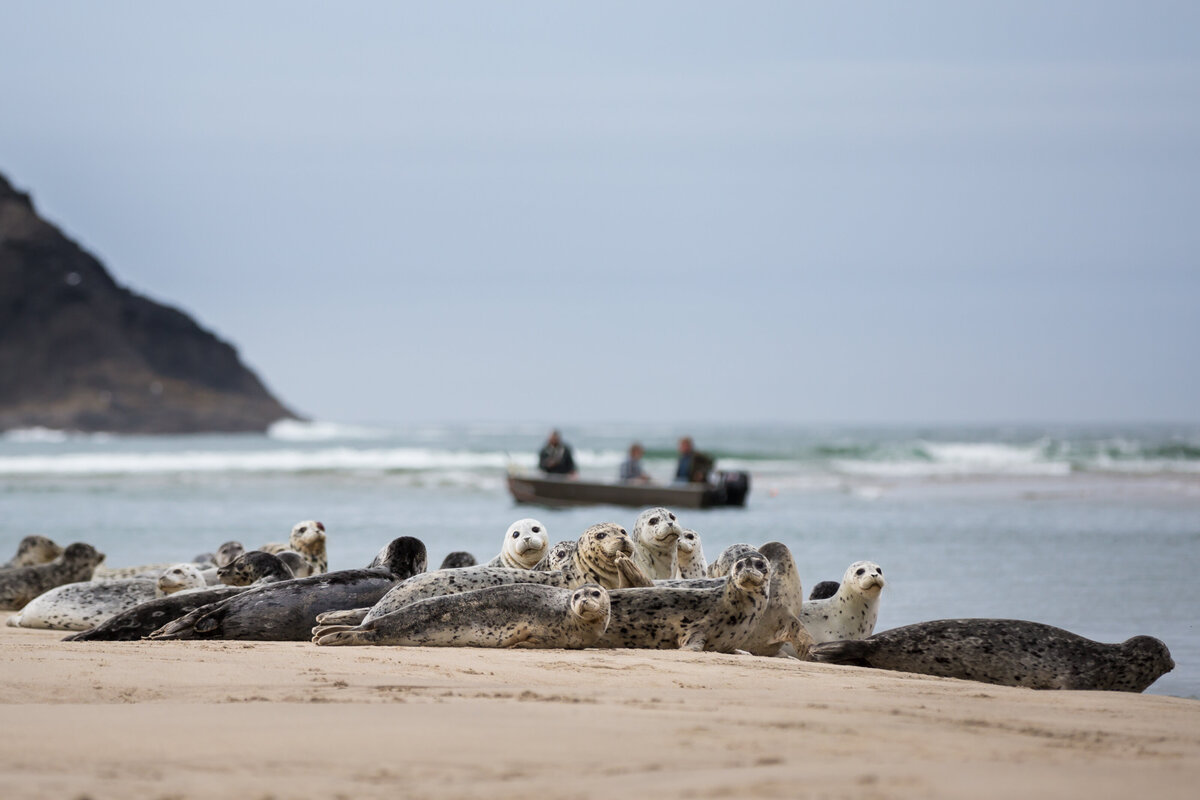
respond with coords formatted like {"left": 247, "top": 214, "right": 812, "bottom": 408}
{"left": 3, "top": 1, "right": 1198, "bottom": 424}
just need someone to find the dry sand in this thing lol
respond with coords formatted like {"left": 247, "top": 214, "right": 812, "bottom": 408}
{"left": 1, "top": 615, "right": 1197, "bottom": 800}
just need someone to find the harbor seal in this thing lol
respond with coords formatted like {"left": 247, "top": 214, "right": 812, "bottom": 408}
{"left": 315, "top": 583, "right": 610, "bottom": 649}
{"left": 312, "top": 523, "right": 650, "bottom": 631}
{"left": 9, "top": 578, "right": 158, "bottom": 631}
{"left": 810, "top": 619, "right": 1175, "bottom": 693}
{"left": 535, "top": 540, "right": 577, "bottom": 571}
{"left": 592, "top": 553, "right": 771, "bottom": 653}
{"left": 630, "top": 507, "right": 683, "bottom": 580}
{"left": 706, "top": 543, "right": 758, "bottom": 578}
{"left": 2, "top": 535, "right": 64, "bottom": 569}
{"left": 809, "top": 581, "right": 840, "bottom": 601}
{"left": 215, "top": 541, "right": 245, "bottom": 567}
{"left": 0, "top": 543, "right": 105, "bottom": 610}
{"left": 156, "top": 563, "right": 208, "bottom": 595}
{"left": 260, "top": 520, "right": 327, "bottom": 574}
{"left": 274, "top": 551, "right": 313, "bottom": 578}
{"left": 217, "top": 551, "right": 297, "bottom": 585}
{"left": 799, "top": 561, "right": 884, "bottom": 644}
{"left": 745, "top": 542, "right": 813, "bottom": 659}
{"left": 439, "top": 552, "right": 478, "bottom": 569}
{"left": 674, "top": 529, "right": 707, "bottom": 579}
{"left": 147, "top": 537, "right": 427, "bottom": 641}
{"left": 65, "top": 553, "right": 294, "bottom": 642}
{"left": 485, "top": 519, "right": 549, "bottom": 569}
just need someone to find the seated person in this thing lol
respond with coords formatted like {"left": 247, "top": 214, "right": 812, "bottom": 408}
{"left": 538, "top": 429, "right": 577, "bottom": 476}
{"left": 619, "top": 443, "right": 651, "bottom": 482}
{"left": 674, "top": 436, "right": 714, "bottom": 483}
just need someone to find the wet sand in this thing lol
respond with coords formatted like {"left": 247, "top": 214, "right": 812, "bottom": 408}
{"left": 1, "top": 617, "right": 1197, "bottom": 799}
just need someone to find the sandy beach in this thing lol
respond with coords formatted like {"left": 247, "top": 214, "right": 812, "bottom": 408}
{"left": 1, "top": 615, "right": 1197, "bottom": 800}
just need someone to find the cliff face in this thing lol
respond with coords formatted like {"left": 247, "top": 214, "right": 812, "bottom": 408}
{"left": 0, "top": 173, "right": 297, "bottom": 433}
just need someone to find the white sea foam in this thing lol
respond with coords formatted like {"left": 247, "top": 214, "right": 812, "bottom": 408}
{"left": 832, "top": 441, "right": 1071, "bottom": 478}
{"left": 1, "top": 427, "right": 114, "bottom": 443}
{"left": 266, "top": 419, "right": 389, "bottom": 442}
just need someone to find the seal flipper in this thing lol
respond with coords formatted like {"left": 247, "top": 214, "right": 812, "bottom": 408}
{"left": 315, "top": 607, "right": 370, "bottom": 627}
{"left": 311, "top": 624, "right": 357, "bottom": 642}
{"left": 679, "top": 630, "right": 707, "bottom": 652}
{"left": 808, "top": 639, "right": 872, "bottom": 666}
{"left": 615, "top": 555, "right": 653, "bottom": 588}
{"left": 315, "top": 628, "right": 378, "bottom": 646}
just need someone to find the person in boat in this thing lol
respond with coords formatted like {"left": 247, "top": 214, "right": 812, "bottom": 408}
{"left": 674, "top": 436, "right": 714, "bottom": 483}
{"left": 538, "top": 429, "right": 577, "bottom": 476}
{"left": 618, "top": 443, "right": 652, "bottom": 483}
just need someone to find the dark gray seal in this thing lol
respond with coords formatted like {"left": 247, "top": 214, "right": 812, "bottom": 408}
{"left": 592, "top": 553, "right": 771, "bottom": 653}
{"left": 314, "top": 583, "right": 610, "bottom": 649}
{"left": 216, "top": 551, "right": 297, "bottom": 586}
{"left": 0, "top": 543, "right": 105, "bottom": 610}
{"left": 147, "top": 537, "right": 427, "bottom": 641}
{"left": 64, "top": 553, "right": 293, "bottom": 642}
{"left": 312, "top": 523, "right": 650, "bottom": 631}
{"left": 808, "top": 581, "right": 840, "bottom": 601}
{"left": 2, "top": 536, "right": 64, "bottom": 569}
{"left": 439, "top": 551, "right": 478, "bottom": 569}
{"left": 810, "top": 619, "right": 1175, "bottom": 693}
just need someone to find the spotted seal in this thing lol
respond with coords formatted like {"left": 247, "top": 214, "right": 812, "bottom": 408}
{"left": 2, "top": 536, "right": 64, "bottom": 569}
{"left": 312, "top": 523, "right": 651, "bottom": 631}
{"left": 745, "top": 542, "right": 813, "bottom": 659}
{"left": 147, "top": 537, "right": 426, "bottom": 641}
{"left": 155, "top": 563, "right": 208, "bottom": 595}
{"left": 315, "top": 583, "right": 610, "bottom": 649}
{"left": 65, "top": 553, "right": 293, "bottom": 642}
{"left": 630, "top": 507, "right": 682, "bottom": 580}
{"left": 705, "top": 543, "right": 758, "bottom": 578}
{"left": 217, "top": 551, "right": 298, "bottom": 585}
{"left": 535, "top": 540, "right": 577, "bottom": 571}
{"left": 260, "top": 521, "right": 327, "bottom": 574}
{"left": 0, "top": 543, "right": 105, "bottom": 610}
{"left": 485, "top": 518, "right": 549, "bottom": 569}
{"left": 215, "top": 541, "right": 246, "bottom": 567}
{"left": 439, "top": 552, "right": 478, "bottom": 569}
{"left": 592, "top": 553, "right": 771, "bottom": 653}
{"left": 799, "top": 561, "right": 884, "bottom": 644}
{"left": 810, "top": 619, "right": 1175, "bottom": 692}
{"left": 674, "top": 529, "right": 707, "bottom": 579}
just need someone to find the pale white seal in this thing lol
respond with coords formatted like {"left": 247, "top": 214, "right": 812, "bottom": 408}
{"left": 630, "top": 507, "right": 682, "bottom": 580}
{"left": 260, "top": 520, "right": 327, "bottom": 574}
{"left": 799, "top": 561, "right": 885, "bottom": 644}
{"left": 485, "top": 518, "right": 549, "bottom": 569}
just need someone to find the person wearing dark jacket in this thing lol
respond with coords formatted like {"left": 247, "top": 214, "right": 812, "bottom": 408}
{"left": 674, "top": 436, "right": 713, "bottom": 483}
{"left": 538, "top": 430, "right": 577, "bottom": 476}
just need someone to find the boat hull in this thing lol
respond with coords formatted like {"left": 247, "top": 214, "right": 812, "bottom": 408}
{"left": 507, "top": 473, "right": 749, "bottom": 509}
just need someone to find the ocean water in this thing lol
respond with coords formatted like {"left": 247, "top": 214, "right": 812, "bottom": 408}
{"left": 2, "top": 421, "right": 1197, "bottom": 699}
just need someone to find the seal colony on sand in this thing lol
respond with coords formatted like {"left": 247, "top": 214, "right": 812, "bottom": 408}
{"left": 810, "top": 619, "right": 1175, "bottom": 693}
{"left": 313, "top": 523, "right": 651, "bottom": 631}
{"left": 0, "top": 543, "right": 105, "bottom": 610}
{"left": 65, "top": 554, "right": 294, "bottom": 642}
{"left": 674, "top": 529, "right": 707, "bottom": 579}
{"left": 800, "top": 561, "right": 885, "bottom": 644}
{"left": 314, "top": 583, "right": 610, "bottom": 649}
{"left": 592, "top": 553, "right": 771, "bottom": 653}
{"left": 148, "top": 537, "right": 427, "bottom": 641}
{"left": 2, "top": 536, "right": 64, "bottom": 569}
{"left": 485, "top": 519, "right": 549, "bottom": 569}
{"left": 629, "top": 508, "right": 683, "bottom": 580}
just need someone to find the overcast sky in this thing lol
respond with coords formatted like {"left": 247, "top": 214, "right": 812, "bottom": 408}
{"left": 3, "top": 1, "right": 1198, "bottom": 425}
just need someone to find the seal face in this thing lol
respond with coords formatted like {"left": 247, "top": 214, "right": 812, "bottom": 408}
{"left": 810, "top": 619, "right": 1176, "bottom": 693}
{"left": 215, "top": 541, "right": 246, "bottom": 568}
{"left": 217, "top": 552, "right": 295, "bottom": 586}
{"left": 2, "top": 535, "right": 64, "bottom": 569}
{"left": 592, "top": 553, "right": 772, "bottom": 653}
{"left": 537, "top": 540, "right": 577, "bottom": 571}
{"left": 156, "top": 564, "right": 208, "bottom": 595}
{"left": 674, "top": 529, "right": 707, "bottom": 579}
{"left": 147, "top": 537, "right": 427, "bottom": 641}
{"left": 486, "top": 518, "right": 549, "bottom": 569}
{"left": 314, "top": 583, "right": 611, "bottom": 648}
{"left": 0, "top": 543, "right": 105, "bottom": 610}
{"left": 261, "top": 521, "right": 327, "bottom": 575}
{"left": 439, "top": 552, "right": 477, "bottom": 569}
{"left": 706, "top": 544, "right": 758, "bottom": 578}
{"left": 312, "top": 523, "right": 650, "bottom": 632}
{"left": 630, "top": 507, "right": 683, "bottom": 580}
{"left": 799, "top": 560, "right": 884, "bottom": 644}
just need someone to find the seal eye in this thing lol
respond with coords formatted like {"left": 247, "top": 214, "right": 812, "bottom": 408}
{"left": 619, "top": 529, "right": 627, "bottom": 536}
{"left": 532, "top": 526, "right": 540, "bottom": 533}
{"left": 856, "top": 568, "right": 866, "bottom": 576}
{"left": 512, "top": 531, "right": 520, "bottom": 538}
{"left": 648, "top": 517, "right": 659, "bottom": 526}
{"left": 668, "top": 513, "right": 675, "bottom": 521}
{"left": 596, "top": 533, "right": 607, "bottom": 540}
{"left": 877, "top": 567, "right": 883, "bottom": 574}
